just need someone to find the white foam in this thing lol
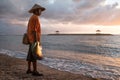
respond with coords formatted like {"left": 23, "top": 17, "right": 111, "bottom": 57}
{"left": 0, "top": 48, "right": 16, "bottom": 56}
{"left": 0, "top": 48, "right": 120, "bottom": 80}
{"left": 0, "top": 48, "right": 27, "bottom": 59}
{"left": 39, "top": 57, "right": 120, "bottom": 80}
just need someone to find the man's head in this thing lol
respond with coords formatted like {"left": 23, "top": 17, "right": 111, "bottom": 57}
{"left": 29, "top": 4, "right": 45, "bottom": 16}
{"left": 32, "top": 9, "right": 42, "bottom": 16}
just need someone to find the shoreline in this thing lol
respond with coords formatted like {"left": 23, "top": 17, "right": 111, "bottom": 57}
{"left": 0, "top": 54, "right": 101, "bottom": 80}
{"left": 1, "top": 48, "right": 120, "bottom": 79}
{"left": 44, "top": 49, "right": 120, "bottom": 67}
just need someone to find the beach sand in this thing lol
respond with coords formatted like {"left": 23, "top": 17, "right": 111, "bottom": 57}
{"left": 0, "top": 54, "right": 107, "bottom": 80}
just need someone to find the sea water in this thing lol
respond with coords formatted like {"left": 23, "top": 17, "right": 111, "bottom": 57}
{"left": 0, "top": 35, "right": 120, "bottom": 80}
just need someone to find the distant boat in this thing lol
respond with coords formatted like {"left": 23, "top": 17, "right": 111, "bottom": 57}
{"left": 55, "top": 31, "right": 60, "bottom": 34}
{"left": 48, "top": 33, "right": 112, "bottom": 36}
{"left": 96, "top": 30, "right": 101, "bottom": 34}
{"left": 48, "top": 30, "right": 112, "bottom": 36}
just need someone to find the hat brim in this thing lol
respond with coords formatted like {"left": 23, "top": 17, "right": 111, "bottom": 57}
{"left": 29, "top": 7, "right": 45, "bottom": 13}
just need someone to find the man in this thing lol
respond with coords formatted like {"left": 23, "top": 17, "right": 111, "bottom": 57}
{"left": 26, "top": 4, "right": 45, "bottom": 76}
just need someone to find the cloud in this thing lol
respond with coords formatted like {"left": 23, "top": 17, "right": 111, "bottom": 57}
{"left": 43, "top": 0, "right": 120, "bottom": 26}
{"left": 0, "top": 21, "right": 26, "bottom": 35}
{"left": 1, "top": 0, "right": 120, "bottom": 26}
{"left": 0, "top": 0, "right": 120, "bottom": 35}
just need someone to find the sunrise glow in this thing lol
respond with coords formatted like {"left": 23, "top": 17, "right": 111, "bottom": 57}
{"left": 0, "top": 0, "right": 120, "bottom": 35}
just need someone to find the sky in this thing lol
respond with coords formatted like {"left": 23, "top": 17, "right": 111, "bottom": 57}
{"left": 0, "top": 0, "right": 120, "bottom": 35}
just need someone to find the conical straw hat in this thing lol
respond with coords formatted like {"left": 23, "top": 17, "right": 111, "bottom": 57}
{"left": 29, "top": 4, "right": 45, "bottom": 13}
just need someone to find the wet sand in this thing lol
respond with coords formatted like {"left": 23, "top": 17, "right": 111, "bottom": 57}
{"left": 0, "top": 54, "right": 108, "bottom": 80}
{"left": 0, "top": 54, "right": 107, "bottom": 80}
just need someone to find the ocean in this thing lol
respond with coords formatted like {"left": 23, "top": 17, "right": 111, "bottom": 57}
{"left": 0, "top": 35, "right": 120, "bottom": 80}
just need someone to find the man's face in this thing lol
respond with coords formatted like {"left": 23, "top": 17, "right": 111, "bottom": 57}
{"left": 34, "top": 9, "right": 42, "bottom": 16}
{"left": 38, "top": 9, "right": 42, "bottom": 16}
